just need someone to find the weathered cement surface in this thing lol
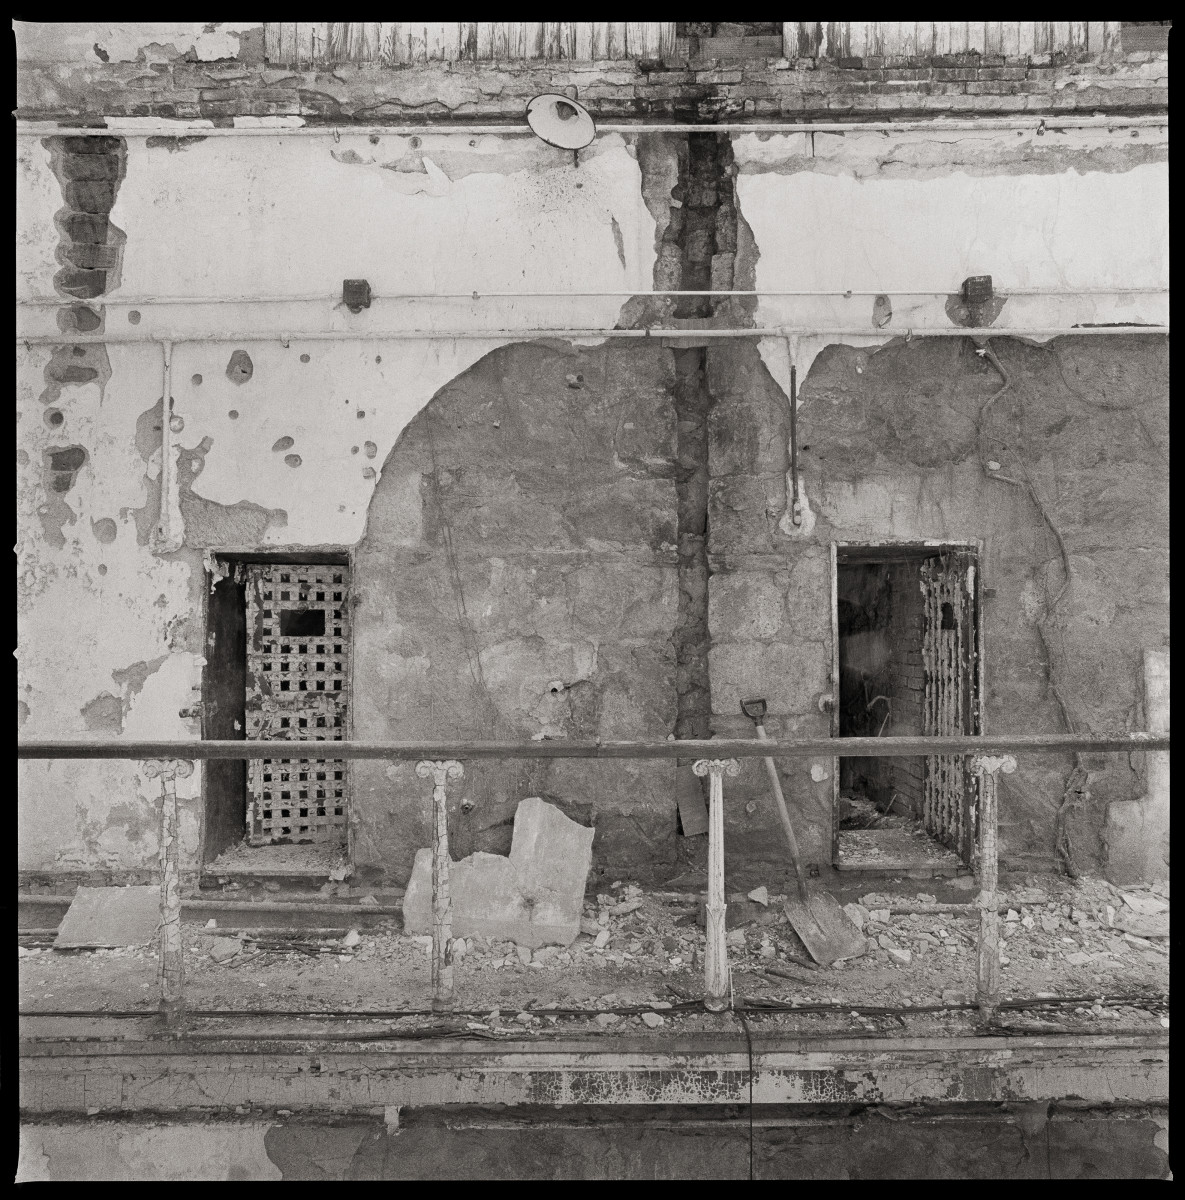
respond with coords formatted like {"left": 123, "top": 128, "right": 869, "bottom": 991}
{"left": 1104, "top": 649, "right": 1170, "bottom": 883}
{"left": 13, "top": 20, "right": 1168, "bottom": 123}
{"left": 16, "top": 125, "right": 659, "bottom": 880}
{"left": 794, "top": 337, "right": 1166, "bottom": 875}
{"left": 16, "top": 1107, "right": 1171, "bottom": 1180}
{"left": 16, "top": 28, "right": 1170, "bottom": 892}
{"left": 403, "top": 797, "right": 595, "bottom": 947}
{"left": 353, "top": 342, "right": 680, "bottom": 886}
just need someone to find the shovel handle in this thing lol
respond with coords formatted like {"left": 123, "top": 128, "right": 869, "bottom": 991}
{"left": 754, "top": 723, "right": 810, "bottom": 900}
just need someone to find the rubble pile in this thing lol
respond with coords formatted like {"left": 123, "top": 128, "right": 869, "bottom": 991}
{"left": 19, "top": 874, "right": 1167, "bottom": 1035}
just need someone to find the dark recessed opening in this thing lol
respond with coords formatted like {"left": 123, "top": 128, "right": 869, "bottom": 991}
{"left": 835, "top": 546, "right": 980, "bottom": 872}
{"left": 280, "top": 608, "right": 326, "bottom": 637}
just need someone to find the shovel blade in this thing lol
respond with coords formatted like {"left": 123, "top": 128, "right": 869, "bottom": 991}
{"left": 783, "top": 890, "right": 869, "bottom": 967}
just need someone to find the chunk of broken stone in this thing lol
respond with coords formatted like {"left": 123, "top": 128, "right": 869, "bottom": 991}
{"left": 1120, "top": 892, "right": 1169, "bottom": 916}
{"left": 208, "top": 936, "right": 243, "bottom": 963}
{"left": 579, "top": 917, "right": 600, "bottom": 937}
{"left": 595, "top": 1013, "right": 620, "bottom": 1028}
{"left": 641, "top": 1012, "right": 665, "bottom": 1028}
{"left": 842, "top": 902, "right": 868, "bottom": 930}
{"left": 1112, "top": 911, "right": 1169, "bottom": 939}
{"left": 594, "top": 929, "right": 611, "bottom": 949}
{"left": 747, "top": 886, "right": 770, "bottom": 907}
{"left": 403, "top": 797, "right": 594, "bottom": 949}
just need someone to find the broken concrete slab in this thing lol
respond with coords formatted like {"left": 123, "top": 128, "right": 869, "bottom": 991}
{"left": 1120, "top": 892, "right": 1170, "bottom": 916}
{"left": 675, "top": 763, "right": 709, "bottom": 836}
{"left": 1111, "top": 911, "right": 1169, "bottom": 939}
{"left": 207, "top": 936, "right": 244, "bottom": 963}
{"left": 54, "top": 886, "right": 159, "bottom": 949}
{"left": 402, "top": 797, "right": 594, "bottom": 949}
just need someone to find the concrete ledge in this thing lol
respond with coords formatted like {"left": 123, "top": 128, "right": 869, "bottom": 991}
{"left": 20, "top": 1024, "right": 1168, "bottom": 1113}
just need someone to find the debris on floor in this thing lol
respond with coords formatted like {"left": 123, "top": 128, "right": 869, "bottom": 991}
{"left": 19, "top": 872, "right": 1168, "bottom": 1040}
{"left": 402, "top": 797, "right": 594, "bottom": 948}
{"left": 207, "top": 840, "right": 348, "bottom": 878}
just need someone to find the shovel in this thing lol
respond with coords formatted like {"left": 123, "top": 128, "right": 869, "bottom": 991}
{"left": 741, "top": 698, "right": 868, "bottom": 966}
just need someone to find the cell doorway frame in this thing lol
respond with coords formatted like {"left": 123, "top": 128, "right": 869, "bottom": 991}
{"left": 199, "top": 548, "right": 355, "bottom": 871}
{"left": 828, "top": 539, "right": 986, "bottom": 871}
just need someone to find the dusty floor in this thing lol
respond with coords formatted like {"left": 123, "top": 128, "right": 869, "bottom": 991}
{"left": 19, "top": 872, "right": 1168, "bottom": 1040}
{"left": 206, "top": 840, "right": 348, "bottom": 876}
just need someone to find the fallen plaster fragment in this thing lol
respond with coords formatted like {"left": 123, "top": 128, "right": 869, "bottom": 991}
{"left": 403, "top": 797, "right": 594, "bottom": 949}
{"left": 55, "top": 887, "right": 159, "bottom": 949}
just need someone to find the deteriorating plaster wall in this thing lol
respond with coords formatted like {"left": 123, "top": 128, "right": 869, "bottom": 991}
{"left": 17, "top": 131, "right": 661, "bottom": 876}
{"left": 16, "top": 112, "right": 1169, "bottom": 884}
{"left": 353, "top": 342, "right": 680, "bottom": 886}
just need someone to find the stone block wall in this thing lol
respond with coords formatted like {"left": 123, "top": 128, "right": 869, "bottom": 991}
{"left": 352, "top": 342, "right": 681, "bottom": 887}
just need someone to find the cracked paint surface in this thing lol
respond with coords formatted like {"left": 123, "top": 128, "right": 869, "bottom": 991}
{"left": 17, "top": 129, "right": 659, "bottom": 877}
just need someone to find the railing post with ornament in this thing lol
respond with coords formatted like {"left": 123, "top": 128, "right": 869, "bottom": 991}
{"left": 694, "top": 757, "right": 739, "bottom": 1012}
{"left": 972, "top": 753, "right": 1016, "bottom": 1024}
{"left": 144, "top": 757, "right": 193, "bottom": 1031}
{"left": 416, "top": 759, "right": 463, "bottom": 1011}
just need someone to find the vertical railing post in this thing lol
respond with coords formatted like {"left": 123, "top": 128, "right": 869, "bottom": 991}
{"left": 694, "top": 758, "right": 739, "bottom": 1012}
{"left": 144, "top": 757, "right": 193, "bottom": 1033}
{"left": 972, "top": 754, "right": 1015, "bottom": 1025}
{"left": 416, "top": 759, "right": 463, "bottom": 1011}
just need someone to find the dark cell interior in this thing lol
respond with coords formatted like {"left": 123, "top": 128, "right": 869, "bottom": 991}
{"left": 836, "top": 558, "right": 927, "bottom": 827}
{"left": 280, "top": 608, "right": 326, "bottom": 637}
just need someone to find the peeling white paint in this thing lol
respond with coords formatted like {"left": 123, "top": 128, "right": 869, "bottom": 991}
{"left": 737, "top": 129, "right": 1168, "bottom": 381}
{"left": 12, "top": 22, "right": 259, "bottom": 64}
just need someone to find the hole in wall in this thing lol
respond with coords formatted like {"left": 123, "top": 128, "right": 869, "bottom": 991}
{"left": 228, "top": 410, "right": 239, "bottom": 420}
{"left": 284, "top": 454, "right": 302, "bottom": 468}
{"left": 91, "top": 516, "right": 117, "bottom": 543}
{"left": 272, "top": 436, "right": 295, "bottom": 452}
{"left": 300, "top": 354, "right": 310, "bottom": 363}
{"left": 364, "top": 441, "right": 377, "bottom": 459}
{"left": 191, "top": 373, "right": 203, "bottom": 386}
{"left": 127, "top": 310, "right": 140, "bottom": 324}
{"left": 226, "top": 350, "right": 254, "bottom": 385}
{"left": 356, "top": 410, "right": 366, "bottom": 419}
{"left": 45, "top": 409, "right": 64, "bottom": 428}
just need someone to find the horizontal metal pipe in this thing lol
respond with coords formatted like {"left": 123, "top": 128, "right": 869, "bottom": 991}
{"left": 14, "top": 287, "right": 1168, "bottom": 306}
{"left": 15, "top": 115, "right": 1168, "bottom": 137}
{"left": 15, "top": 732, "right": 1169, "bottom": 761}
{"left": 15, "top": 325, "right": 1170, "bottom": 347}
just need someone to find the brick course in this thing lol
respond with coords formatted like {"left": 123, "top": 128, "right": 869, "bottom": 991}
{"left": 15, "top": 47, "right": 1166, "bottom": 123}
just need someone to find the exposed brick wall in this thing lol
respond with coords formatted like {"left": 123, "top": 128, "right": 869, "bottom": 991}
{"left": 16, "top": 47, "right": 1167, "bottom": 123}
{"left": 43, "top": 136, "right": 126, "bottom": 325}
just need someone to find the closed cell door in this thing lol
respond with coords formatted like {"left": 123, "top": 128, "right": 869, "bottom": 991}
{"left": 244, "top": 563, "right": 350, "bottom": 846}
{"left": 921, "top": 550, "right": 980, "bottom": 861}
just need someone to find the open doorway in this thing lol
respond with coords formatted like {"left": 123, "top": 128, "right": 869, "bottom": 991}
{"left": 832, "top": 544, "right": 981, "bottom": 873}
{"left": 201, "top": 553, "right": 352, "bottom": 884}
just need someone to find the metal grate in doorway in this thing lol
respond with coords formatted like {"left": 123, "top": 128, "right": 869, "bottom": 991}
{"left": 245, "top": 563, "right": 350, "bottom": 845}
{"left": 921, "top": 552, "right": 979, "bottom": 861}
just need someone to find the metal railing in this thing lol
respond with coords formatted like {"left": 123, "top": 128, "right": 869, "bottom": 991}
{"left": 18, "top": 731, "right": 1170, "bottom": 1029}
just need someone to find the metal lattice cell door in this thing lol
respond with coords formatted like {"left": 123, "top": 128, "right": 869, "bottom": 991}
{"left": 921, "top": 551, "right": 980, "bottom": 861}
{"left": 244, "top": 563, "right": 350, "bottom": 846}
